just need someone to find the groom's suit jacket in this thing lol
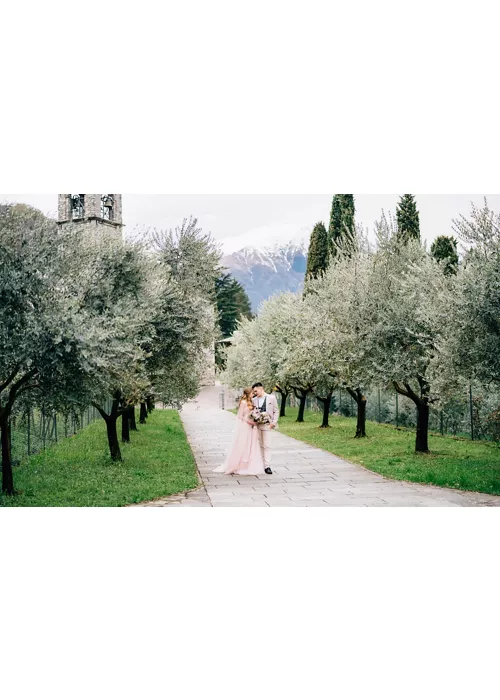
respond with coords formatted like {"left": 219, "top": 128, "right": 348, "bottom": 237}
{"left": 253, "top": 393, "right": 279, "bottom": 430}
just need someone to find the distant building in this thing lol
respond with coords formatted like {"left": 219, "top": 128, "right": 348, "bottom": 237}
{"left": 58, "top": 194, "right": 123, "bottom": 238}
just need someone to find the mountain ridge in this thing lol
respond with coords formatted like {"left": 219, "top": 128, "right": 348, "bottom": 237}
{"left": 222, "top": 241, "right": 308, "bottom": 312}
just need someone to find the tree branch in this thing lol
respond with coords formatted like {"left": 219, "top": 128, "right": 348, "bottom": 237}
{"left": 10, "top": 368, "right": 38, "bottom": 396}
{"left": 403, "top": 382, "right": 422, "bottom": 405}
{"left": 346, "top": 386, "right": 360, "bottom": 404}
{"left": 0, "top": 365, "right": 21, "bottom": 394}
{"left": 16, "top": 383, "right": 41, "bottom": 396}
{"left": 3, "top": 368, "right": 39, "bottom": 415}
{"left": 393, "top": 381, "right": 411, "bottom": 399}
{"left": 92, "top": 402, "right": 108, "bottom": 420}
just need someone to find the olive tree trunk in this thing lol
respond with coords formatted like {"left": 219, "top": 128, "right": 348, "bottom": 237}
{"left": 346, "top": 388, "right": 368, "bottom": 438}
{"left": 278, "top": 390, "right": 288, "bottom": 418}
{"left": 1, "top": 415, "right": 14, "bottom": 496}
{"left": 293, "top": 389, "right": 308, "bottom": 423}
{"left": 394, "top": 379, "right": 430, "bottom": 454}
{"left": 106, "top": 416, "right": 122, "bottom": 461}
{"left": 415, "top": 400, "right": 430, "bottom": 453}
{"left": 93, "top": 394, "right": 124, "bottom": 461}
{"left": 121, "top": 410, "right": 130, "bottom": 443}
{"left": 316, "top": 392, "right": 333, "bottom": 428}
{"left": 129, "top": 405, "right": 138, "bottom": 431}
{"left": 0, "top": 367, "right": 40, "bottom": 494}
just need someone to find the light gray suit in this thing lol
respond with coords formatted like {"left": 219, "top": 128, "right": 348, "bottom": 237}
{"left": 252, "top": 393, "right": 279, "bottom": 470}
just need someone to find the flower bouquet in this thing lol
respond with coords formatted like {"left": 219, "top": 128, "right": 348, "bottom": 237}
{"left": 250, "top": 408, "right": 271, "bottom": 425}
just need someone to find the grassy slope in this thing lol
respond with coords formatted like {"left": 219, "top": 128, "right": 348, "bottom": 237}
{"left": 277, "top": 408, "right": 500, "bottom": 496}
{"left": 1, "top": 410, "right": 198, "bottom": 507}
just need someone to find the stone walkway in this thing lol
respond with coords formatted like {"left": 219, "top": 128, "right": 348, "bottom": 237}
{"left": 139, "top": 386, "right": 500, "bottom": 507}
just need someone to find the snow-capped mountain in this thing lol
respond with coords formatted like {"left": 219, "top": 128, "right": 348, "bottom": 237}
{"left": 222, "top": 241, "right": 308, "bottom": 312}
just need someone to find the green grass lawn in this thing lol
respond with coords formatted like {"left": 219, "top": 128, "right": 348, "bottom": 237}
{"left": 0, "top": 410, "right": 199, "bottom": 507}
{"left": 276, "top": 408, "right": 500, "bottom": 496}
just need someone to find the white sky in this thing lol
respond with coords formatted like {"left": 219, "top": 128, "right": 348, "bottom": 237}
{"left": 1, "top": 194, "right": 498, "bottom": 254}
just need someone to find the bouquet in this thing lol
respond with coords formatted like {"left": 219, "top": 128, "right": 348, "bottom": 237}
{"left": 250, "top": 408, "right": 271, "bottom": 425}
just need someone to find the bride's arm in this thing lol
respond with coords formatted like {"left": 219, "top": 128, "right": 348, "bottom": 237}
{"left": 238, "top": 401, "right": 256, "bottom": 427}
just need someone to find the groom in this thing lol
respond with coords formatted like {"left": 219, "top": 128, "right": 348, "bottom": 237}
{"left": 252, "top": 383, "right": 279, "bottom": 475}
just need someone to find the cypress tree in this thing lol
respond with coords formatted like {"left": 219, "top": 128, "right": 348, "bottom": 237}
{"left": 341, "top": 195, "right": 355, "bottom": 243}
{"left": 215, "top": 273, "right": 253, "bottom": 339}
{"left": 329, "top": 195, "right": 342, "bottom": 254}
{"left": 329, "top": 194, "right": 356, "bottom": 259}
{"left": 396, "top": 194, "right": 420, "bottom": 244}
{"left": 431, "top": 235, "right": 459, "bottom": 275}
{"left": 305, "top": 222, "right": 329, "bottom": 281}
{"left": 215, "top": 273, "right": 253, "bottom": 369}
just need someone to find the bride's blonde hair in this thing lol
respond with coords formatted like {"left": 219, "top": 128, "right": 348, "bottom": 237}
{"left": 240, "top": 387, "right": 254, "bottom": 409}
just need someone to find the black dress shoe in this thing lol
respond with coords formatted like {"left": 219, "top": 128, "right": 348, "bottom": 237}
{"left": 265, "top": 468, "right": 273, "bottom": 475}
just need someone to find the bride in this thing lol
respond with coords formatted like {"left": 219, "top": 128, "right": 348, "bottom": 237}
{"left": 213, "top": 388, "right": 265, "bottom": 476}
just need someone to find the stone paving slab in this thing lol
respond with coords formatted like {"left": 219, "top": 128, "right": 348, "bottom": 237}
{"left": 138, "top": 386, "right": 500, "bottom": 508}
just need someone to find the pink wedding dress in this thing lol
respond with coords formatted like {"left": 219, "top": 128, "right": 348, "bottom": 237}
{"left": 213, "top": 401, "right": 265, "bottom": 476}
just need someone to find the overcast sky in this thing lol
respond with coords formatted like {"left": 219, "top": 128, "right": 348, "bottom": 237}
{"left": 1, "top": 194, "right": 499, "bottom": 254}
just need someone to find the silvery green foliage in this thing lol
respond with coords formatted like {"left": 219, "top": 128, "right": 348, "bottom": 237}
{"left": 221, "top": 318, "right": 262, "bottom": 390}
{"left": 254, "top": 293, "right": 302, "bottom": 392}
{"left": 68, "top": 232, "right": 154, "bottom": 410}
{"left": 453, "top": 198, "right": 500, "bottom": 258}
{"left": 304, "top": 250, "right": 373, "bottom": 394}
{"left": 149, "top": 217, "right": 222, "bottom": 300}
{"left": 254, "top": 293, "right": 315, "bottom": 394}
{"left": 248, "top": 291, "right": 335, "bottom": 397}
{"left": 144, "top": 219, "right": 220, "bottom": 407}
{"left": 0, "top": 206, "right": 145, "bottom": 416}
{"left": 445, "top": 201, "right": 500, "bottom": 388}
{"left": 363, "top": 226, "right": 451, "bottom": 403}
{"left": 285, "top": 293, "right": 337, "bottom": 398}
{"left": 149, "top": 297, "right": 216, "bottom": 408}
{"left": 222, "top": 293, "right": 301, "bottom": 393}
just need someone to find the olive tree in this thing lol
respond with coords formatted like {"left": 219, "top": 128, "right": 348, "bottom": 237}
{"left": 144, "top": 219, "right": 221, "bottom": 409}
{"left": 444, "top": 201, "right": 500, "bottom": 390}
{"left": 306, "top": 250, "right": 373, "bottom": 437}
{"left": 257, "top": 293, "right": 315, "bottom": 422}
{"left": 222, "top": 318, "right": 264, "bottom": 391}
{"left": 0, "top": 206, "right": 149, "bottom": 491}
{"left": 146, "top": 286, "right": 216, "bottom": 409}
{"left": 60, "top": 233, "right": 153, "bottom": 463}
{"left": 363, "top": 219, "right": 451, "bottom": 453}
{"left": 253, "top": 295, "right": 301, "bottom": 415}
{"left": 285, "top": 294, "right": 339, "bottom": 428}
{"left": 223, "top": 295, "right": 305, "bottom": 418}
{"left": 251, "top": 292, "right": 338, "bottom": 428}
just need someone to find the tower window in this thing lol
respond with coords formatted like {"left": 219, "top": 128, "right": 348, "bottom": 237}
{"left": 71, "top": 194, "right": 85, "bottom": 219}
{"left": 101, "top": 194, "right": 114, "bottom": 221}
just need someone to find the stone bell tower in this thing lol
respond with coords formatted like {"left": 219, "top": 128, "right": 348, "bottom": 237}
{"left": 57, "top": 194, "right": 123, "bottom": 237}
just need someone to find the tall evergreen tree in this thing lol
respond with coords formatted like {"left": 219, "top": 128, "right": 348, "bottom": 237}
{"left": 215, "top": 273, "right": 252, "bottom": 339}
{"left": 396, "top": 194, "right": 420, "bottom": 244}
{"left": 430, "top": 236, "right": 459, "bottom": 275}
{"left": 329, "top": 195, "right": 342, "bottom": 252}
{"left": 215, "top": 273, "right": 253, "bottom": 369}
{"left": 341, "top": 194, "right": 355, "bottom": 242}
{"left": 305, "top": 222, "right": 329, "bottom": 281}
{"left": 328, "top": 194, "right": 356, "bottom": 259}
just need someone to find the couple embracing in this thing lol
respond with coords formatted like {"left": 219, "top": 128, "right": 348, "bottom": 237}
{"left": 214, "top": 383, "right": 279, "bottom": 477}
